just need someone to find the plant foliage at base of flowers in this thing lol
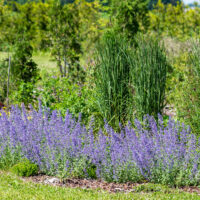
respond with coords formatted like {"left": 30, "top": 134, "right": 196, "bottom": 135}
{"left": 10, "top": 159, "right": 39, "bottom": 177}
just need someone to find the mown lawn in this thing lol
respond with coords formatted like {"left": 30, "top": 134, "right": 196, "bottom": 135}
{"left": 0, "top": 171, "right": 200, "bottom": 200}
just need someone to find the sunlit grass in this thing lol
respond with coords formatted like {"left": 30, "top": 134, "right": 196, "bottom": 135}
{"left": 0, "top": 51, "right": 58, "bottom": 75}
{"left": 32, "top": 51, "right": 58, "bottom": 74}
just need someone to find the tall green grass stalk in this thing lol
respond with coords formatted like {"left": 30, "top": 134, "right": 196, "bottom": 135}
{"left": 131, "top": 35, "right": 168, "bottom": 119}
{"left": 94, "top": 31, "right": 134, "bottom": 127}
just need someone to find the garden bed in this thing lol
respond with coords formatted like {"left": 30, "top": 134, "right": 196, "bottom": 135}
{"left": 20, "top": 173, "right": 200, "bottom": 195}
{"left": 22, "top": 174, "right": 138, "bottom": 193}
{"left": 1, "top": 106, "right": 200, "bottom": 187}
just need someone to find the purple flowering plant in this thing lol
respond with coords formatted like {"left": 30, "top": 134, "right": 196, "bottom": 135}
{"left": 0, "top": 104, "right": 200, "bottom": 186}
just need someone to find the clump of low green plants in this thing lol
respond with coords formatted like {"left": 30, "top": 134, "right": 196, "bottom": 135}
{"left": 10, "top": 159, "right": 39, "bottom": 177}
{"left": 39, "top": 76, "right": 99, "bottom": 126}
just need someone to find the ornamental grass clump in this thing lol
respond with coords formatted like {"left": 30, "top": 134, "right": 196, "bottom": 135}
{"left": 0, "top": 105, "right": 200, "bottom": 186}
{"left": 131, "top": 35, "right": 168, "bottom": 119}
{"left": 94, "top": 31, "right": 134, "bottom": 127}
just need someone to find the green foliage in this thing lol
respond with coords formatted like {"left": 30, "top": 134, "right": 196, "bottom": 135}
{"left": 0, "top": 59, "right": 8, "bottom": 102}
{"left": 94, "top": 31, "right": 134, "bottom": 127}
{"left": 17, "top": 2, "right": 37, "bottom": 42}
{"left": 148, "top": 0, "right": 181, "bottom": 10}
{"left": 40, "top": 76, "right": 99, "bottom": 126}
{"left": 12, "top": 39, "right": 39, "bottom": 84}
{"left": 10, "top": 159, "right": 39, "bottom": 177}
{"left": 131, "top": 35, "right": 168, "bottom": 119}
{"left": 33, "top": 1, "right": 51, "bottom": 50}
{"left": 173, "top": 41, "right": 200, "bottom": 134}
{"left": 49, "top": 0, "right": 82, "bottom": 78}
{"left": 133, "top": 183, "right": 171, "bottom": 193}
{"left": 0, "top": 146, "right": 22, "bottom": 170}
{"left": 5, "top": 38, "right": 40, "bottom": 106}
{"left": 69, "top": 159, "right": 97, "bottom": 179}
{"left": 148, "top": 1, "right": 200, "bottom": 40}
{"left": 49, "top": 0, "right": 103, "bottom": 82}
{"left": 86, "top": 164, "right": 97, "bottom": 179}
{"left": 110, "top": 0, "right": 149, "bottom": 39}
{"left": 10, "top": 81, "right": 38, "bottom": 106}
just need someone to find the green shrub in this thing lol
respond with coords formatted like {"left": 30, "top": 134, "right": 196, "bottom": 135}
{"left": 131, "top": 34, "right": 169, "bottom": 119}
{"left": 9, "top": 81, "right": 39, "bottom": 107}
{"left": 12, "top": 38, "right": 39, "bottom": 84}
{"left": 110, "top": 0, "right": 149, "bottom": 40}
{"left": 175, "top": 40, "right": 200, "bottom": 134}
{"left": 86, "top": 164, "right": 97, "bottom": 179}
{"left": 10, "top": 160, "right": 39, "bottom": 177}
{"left": 39, "top": 76, "right": 99, "bottom": 127}
{"left": 4, "top": 38, "right": 40, "bottom": 106}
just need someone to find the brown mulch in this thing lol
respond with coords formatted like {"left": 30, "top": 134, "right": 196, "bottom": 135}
{"left": 22, "top": 175, "right": 139, "bottom": 193}
{"left": 180, "top": 186, "right": 200, "bottom": 195}
{"left": 20, "top": 174, "right": 200, "bottom": 195}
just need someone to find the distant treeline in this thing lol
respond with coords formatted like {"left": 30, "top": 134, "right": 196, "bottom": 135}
{"left": 6, "top": 0, "right": 181, "bottom": 9}
{"left": 5, "top": 0, "right": 107, "bottom": 5}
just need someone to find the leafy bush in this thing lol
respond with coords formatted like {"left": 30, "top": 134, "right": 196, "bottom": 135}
{"left": 131, "top": 35, "right": 169, "bottom": 119}
{"left": 49, "top": 1, "right": 82, "bottom": 78}
{"left": 0, "top": 106, "right": 200, "bottom": 186}
{"left": 12, "top": 39, "right": 39, "bottom": 84}
{"left": 4, "top": 38, "right": 40, "bottom": 106}
{"left": 174, "top": 40, "right": 200, "bottom": 134}
{"left": 110, "top": 0, "right": 149, "bottom": 39}
{"left": 148, "top": 1, "right": 200, "bottom": 40}
{"left": 39, "top": 76, "right": 98, "bottom": 126}
{"left": 10, "top": 159, "right": 39, "bottom": 177}
{"left": 9, "top": 81, "right": 38, "bottom": 107}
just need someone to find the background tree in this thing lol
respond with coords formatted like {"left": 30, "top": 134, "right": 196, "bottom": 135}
{"left": 49, "top": 0, "right": 82, "bottom": 80}
{"left": 12, "top": 38, "right": 39, "bottom": 84}
{"left": 109, "top": 0, "right": 149, "bottom": 39}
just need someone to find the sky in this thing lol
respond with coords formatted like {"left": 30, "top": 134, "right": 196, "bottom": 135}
{"left": 182, "top": 0, "right": 200, "bottom": 4}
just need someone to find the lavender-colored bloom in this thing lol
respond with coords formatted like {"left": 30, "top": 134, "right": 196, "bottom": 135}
{"left": 0, "top": 107, "right": 200, "bottom": 185}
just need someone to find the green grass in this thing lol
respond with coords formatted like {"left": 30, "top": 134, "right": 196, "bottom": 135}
{"left": 32, "top": 51, "right": 58, "bottom": 74}
{"left": 0, "top": 171, "right": 200, "bottom": 200}
{"left": 0, "top": 51, "right": 8, "bottom": 60}
{"left": 0, "top": 51, "right": 58, "bottom": 74}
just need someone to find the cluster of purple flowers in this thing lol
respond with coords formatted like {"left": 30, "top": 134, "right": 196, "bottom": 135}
{"left": 0, "top": 105, "right": 200, "bottom": 186}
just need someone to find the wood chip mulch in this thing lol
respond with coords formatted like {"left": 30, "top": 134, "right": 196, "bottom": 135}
{"left": 20, "top": 174, "right": 200, "bottom": 195}
{"left": 180, "top": 186, "right": 200, "bottom": 195}
{"left": 22, "top": 175, "right": 139, "bottom": 193}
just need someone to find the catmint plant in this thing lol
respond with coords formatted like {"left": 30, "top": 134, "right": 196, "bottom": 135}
{"left": 0, "top": 105, "right": 200, "bottom": 186}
